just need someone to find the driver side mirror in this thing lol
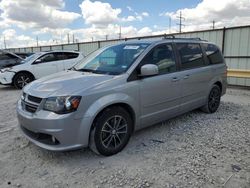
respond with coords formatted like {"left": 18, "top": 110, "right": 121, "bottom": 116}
{"left": 140, "top": 64, "right": 159, "bottom": 77}
{"left": 33, "top": 59, "right": 42, "bottom": 64}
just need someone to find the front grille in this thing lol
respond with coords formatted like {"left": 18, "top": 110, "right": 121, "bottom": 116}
{"left": 28, "top": 95, "right": 42, "bottom": 103}
{"left": 24, "top": 103, "right": 38, "bottom": 113}
{"left": 21, "top": 93, "right": 43, "bottom": 113}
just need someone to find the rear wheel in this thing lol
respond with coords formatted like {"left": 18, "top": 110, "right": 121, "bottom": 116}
{"left": 13, "top": 72, "right": 34, "bottom": 89}
{"left": 201, "top": 85, "right": 221, "bottom": 113}
{"left": 89, "top": 106, "right": 133, "bottom": 156}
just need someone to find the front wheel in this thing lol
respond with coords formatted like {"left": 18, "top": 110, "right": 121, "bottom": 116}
{"left": 89, "top": 106, "right": 133, "bottom": 156}
{"left": 201, "top": 85, "right": 221, "bottom": 113}
{"left": 13, "top": 72, "right": 34, "bottom": 89}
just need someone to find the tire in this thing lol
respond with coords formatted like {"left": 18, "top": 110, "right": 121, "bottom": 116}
{"left": 13, "top": 72, "right": 34, "bottom": 89}
{"left": 201, "top": 85, "right": 221, "bottom": 113}
{"left": 89, "top": 106, "right": 133, "bottom": 156}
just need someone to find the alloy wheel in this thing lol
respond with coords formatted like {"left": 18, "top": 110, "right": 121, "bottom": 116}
{"left": 208, "top": 87, "right": 221, "bottom": 112}
{"left": 100, "top": 115, "right": 128, "bottom": 149}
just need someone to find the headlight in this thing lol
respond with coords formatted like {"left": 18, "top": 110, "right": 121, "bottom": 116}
{"left": 43, "top": 96, "right": 82, "bottom": 114}
{"left": 1, "top": 67, "right": 12, "bottom": 73}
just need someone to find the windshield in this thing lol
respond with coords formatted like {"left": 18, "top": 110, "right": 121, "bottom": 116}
{"left": 21, "top": 53, "right": 43, "bottom": 63}
{"left": 74, "top": 43, "right": 150, "bottom": 75}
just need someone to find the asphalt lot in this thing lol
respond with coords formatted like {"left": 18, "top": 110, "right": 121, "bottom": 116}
{"left": 0, "top": 85, "right": 249, "bottom": 188}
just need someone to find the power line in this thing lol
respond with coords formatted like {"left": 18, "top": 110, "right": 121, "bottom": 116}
{"left": 176, "top": 11, "right": 185, "bottom": 33}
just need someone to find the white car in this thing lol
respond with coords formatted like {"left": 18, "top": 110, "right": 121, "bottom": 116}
{"left": 0, "top": 51, "right": 84, "bottom": 89}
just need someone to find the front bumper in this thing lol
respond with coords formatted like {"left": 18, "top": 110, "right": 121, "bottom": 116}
{"left": 0, "top": 71, "right": 14, "bottom": 85}
{"left": 16, "top": 100, "right": 92, "bottom": 151}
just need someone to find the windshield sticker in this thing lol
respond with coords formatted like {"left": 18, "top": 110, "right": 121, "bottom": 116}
{"left": 124, "top": 45, "right": 140, "bottom": 50}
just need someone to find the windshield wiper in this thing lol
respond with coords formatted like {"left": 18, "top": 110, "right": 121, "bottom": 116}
{"left": 76, "top": 68, "right": 97, "bottom": 73}
{"left": 69, "top": 67, "right": 76, "bottom": 71}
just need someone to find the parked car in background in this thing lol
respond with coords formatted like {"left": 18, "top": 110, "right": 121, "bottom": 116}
{"left": 15, "top": 52, "right": 34, "bottom": 59}
{"left": 16, "top": 38, "right": 227, "bottom": 156}
{"left": 0, "top": 50, "right": 24, "bottom": 69}
{"left": 0, "top": 51, "right": 84, "bottom": 89}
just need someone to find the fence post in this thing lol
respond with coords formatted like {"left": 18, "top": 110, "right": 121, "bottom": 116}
{"left": 77, "top": 43, "right": 80, "bottom": 51}
{"left": 222, "top": 27, "right": 226, "bottom": 55}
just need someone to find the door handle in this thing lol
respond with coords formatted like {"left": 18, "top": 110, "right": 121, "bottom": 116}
{"left": 183, "top": 75, "right": 190, "bottom": 79}
{"left": 172, "top": 77, "right": 180, "bottom": 82}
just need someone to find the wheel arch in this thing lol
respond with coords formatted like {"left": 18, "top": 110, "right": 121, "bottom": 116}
{"left": 92, "top": 102, "right": 136, "bottom": 131}
{"left": 213, "top": 81, "right": 222, "bottom": 92}
{"left": 85, "top": 100, "right": 137, "bottom": 146}
{"left": 12, "top": 70, "right": 35, "bottom": 84}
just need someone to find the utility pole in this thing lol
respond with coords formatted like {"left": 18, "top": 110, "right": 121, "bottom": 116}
{"left": 72, "top": 34, "right": 75, "bottom": 43}
{"left": 3, "top": 36, "right": 6, "bottom": 49}
{"left": 212, "top": 20, "right": 215, "bottom": 30}
{"left": 177, "top": 11, "right": 185, "bottom": 33}
{"left": 119, "top": 26, "right": 122, "bottom": 39}
{"left": 67, "top": 33, "right": 70, "bottom": 44}
{"left": 36, "top": 36, "right": 39, "bottom": 47}
{"left": 105, "top": 35, "right": 108, "bottom": 41}
{"left": 169, "top": 17, "right": 172, "bottom": 34}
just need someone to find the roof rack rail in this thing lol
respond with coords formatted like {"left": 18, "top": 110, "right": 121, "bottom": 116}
{"left": 163, "top": 34, "right": 175, "bottom": 39}
{"left": 162, "top": 36, "right": 207, "bottom": 41}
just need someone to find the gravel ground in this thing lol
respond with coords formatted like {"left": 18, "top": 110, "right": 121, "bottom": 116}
{"left": 0, "top": 85, "right": 249, "bottom": 188}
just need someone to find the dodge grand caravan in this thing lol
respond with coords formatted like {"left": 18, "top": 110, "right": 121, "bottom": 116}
{"left": 17, "top": 38, "right": 227, "bottom": 156}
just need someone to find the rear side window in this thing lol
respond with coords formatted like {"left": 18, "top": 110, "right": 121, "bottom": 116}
{"left": 55, "top": 52, "right": 66, "bottom": 61}
{"left": 177, "top": 43, "right": 205, "bottom": 70}
{"left": 64, "top": 52, "right": 79, "bottom": 60}
{"left": 203, "top": 43, "right": 224, "bottom": 64}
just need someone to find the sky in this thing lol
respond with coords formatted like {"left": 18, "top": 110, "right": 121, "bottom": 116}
{"left": 0, "top": 0, "right": 250, "bottom": 48}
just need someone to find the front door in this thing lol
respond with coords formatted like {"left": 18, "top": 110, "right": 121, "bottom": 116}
{"left": 139, "top": 43, "right": 182, "bottom": 128}
{"left": 32, "top": 53, "right": 60, "bottom": 79}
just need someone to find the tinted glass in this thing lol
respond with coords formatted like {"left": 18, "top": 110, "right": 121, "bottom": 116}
{"left": 65, "top": 52, "right": 79, "bottom": 59}
{"left": 0, "top": 54, "right": 11, "bottom": 60}
{"left": 55, "top": 52, "right": 66, "bottom": 61}
{"left": 141, "top": 44, "right": 176, "bottom": 74}
{"left": 0, "top": 53, "right": 17, "bottom": 60}
{"left": 177, "top": 43, "right": 205, "bottom": 70}
{"left": 203, "top": 43, "right": 223, "bottom": 64}
{"left": 39, "top": 53, "right": 57, "bottom": 63}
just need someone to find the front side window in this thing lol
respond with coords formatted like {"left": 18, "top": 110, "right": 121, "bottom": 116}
{"left": 140, "top": 44, "right": 176, "bottom": 74}
{"left": 203, "top": 43, "right": 223, "bottom": 64}
{"left": 38, "top": 53, "right": 57, "bottom": 63}
{"left": 74, "top": 43, "right": 149, "bottom": 75}
{"left": 177, "top": 43, "right": 205, "bottom": 70}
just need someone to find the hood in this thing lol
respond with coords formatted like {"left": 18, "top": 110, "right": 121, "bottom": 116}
{"left": 24, "top": 70, "right": 115, "bottom": 98}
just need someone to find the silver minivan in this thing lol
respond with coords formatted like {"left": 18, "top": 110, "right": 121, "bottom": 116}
{"left": 17, "top": 38, "right": 227, "bottom": 156}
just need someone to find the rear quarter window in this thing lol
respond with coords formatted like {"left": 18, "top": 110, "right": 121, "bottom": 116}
{"left": 65, "top": 52, "right": 79, "bottom": 60}
{"left": 203, "top": 43, "right": 224, "bottom": 64}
